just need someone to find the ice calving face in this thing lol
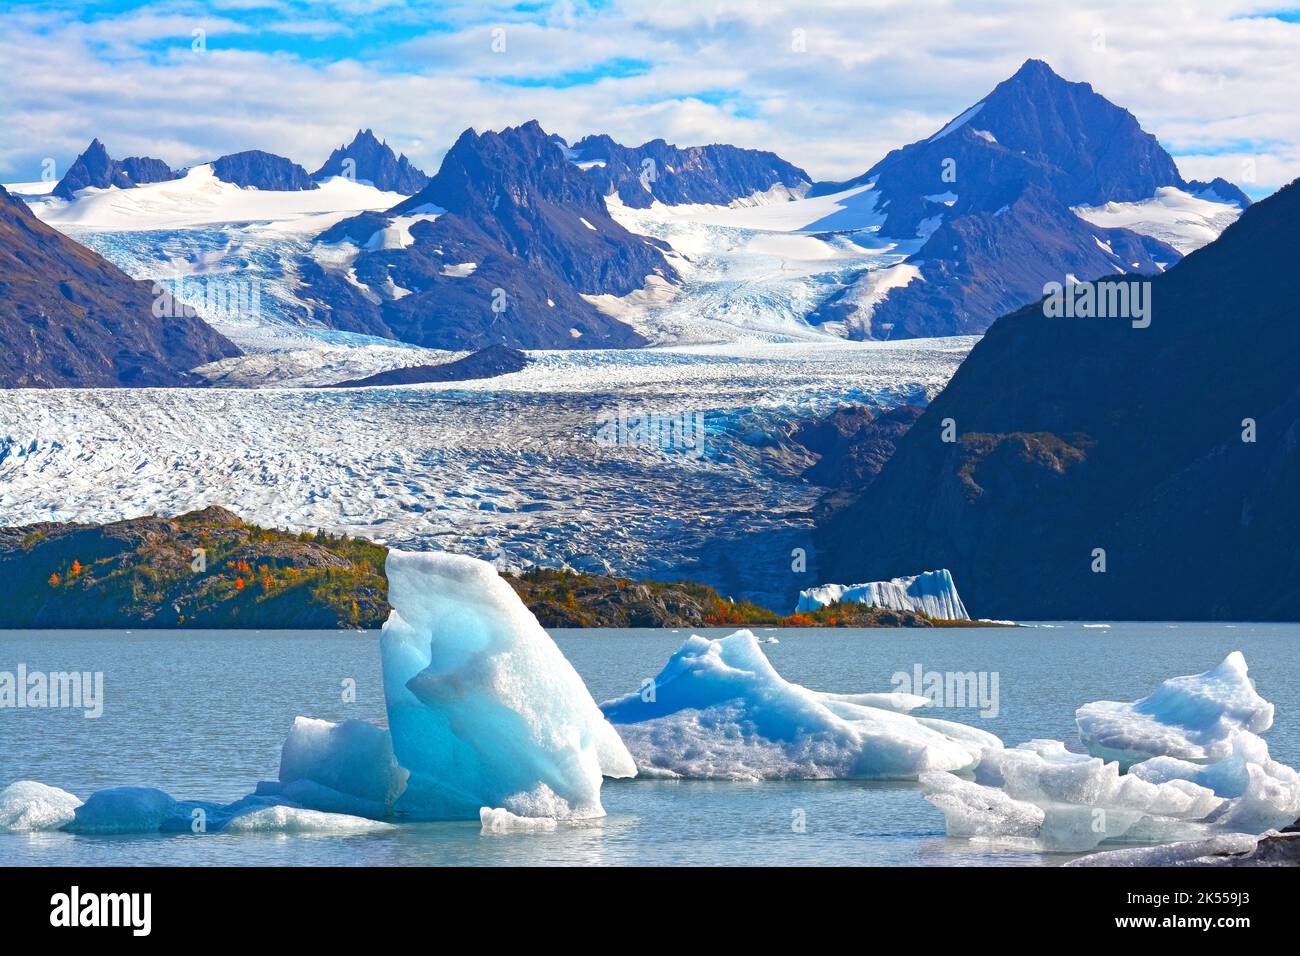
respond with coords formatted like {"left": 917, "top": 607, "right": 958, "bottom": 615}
{"left": 380, "top": 549, "right": 636, "bottom": 820}
{"left": 1075, "top": 651, "right": 1274, "bottom": 767}
{"left": 600, "top": 629, "right": 1001, "bottom": 780}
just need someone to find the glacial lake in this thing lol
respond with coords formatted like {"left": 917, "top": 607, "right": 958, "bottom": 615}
{"left": 2, "top": 623, "right": 1297, "bottom": 867}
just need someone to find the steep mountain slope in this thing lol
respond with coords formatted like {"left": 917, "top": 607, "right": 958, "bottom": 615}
{"left": 211, "top": 150, "right": 317, "bottom": 190}
{"left": 0, "top": 185, "right": 240, "bottom": 387}
{"left": 565, "top": 134, "right": 811, "bottom": 207}
{"left": 813, "top": 178, "right": 1300, "bottom": 620}
{"left": 298, "top": 121, "right": 674, "bottom": 349}
{"left": 808, "top": 59, "right": 1247, "bottom": 339}
{"left": 311, "top": 129, "right": 430, "bottom": 194}
{"left": 52, "top": 139, "right": 176, "bottom": 200}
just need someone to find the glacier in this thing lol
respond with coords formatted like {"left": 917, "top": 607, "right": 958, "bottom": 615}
{"left": 920, "top": 653, "right": 1299, "bottom": 852}
{"left": 795, "top": 569, "right": 970, "bottom": 620}
{"left": 600, "top": 629, "right": 1001, "bottom": 780}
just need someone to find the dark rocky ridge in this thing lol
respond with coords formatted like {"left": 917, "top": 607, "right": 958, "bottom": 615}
{"left": 0, "top": 185, "right": 240, "bottom": 387}
{"left": 211, "top": 150, "right": 317, "bottom": 190}
{"left": 327, "top": 344, "right": 528, "bottom": 387}
{"left": 52, "top": 139, "right": 177, "bottom": 200}
{"left": 299, "top": 121, "right": 673, "bottom": 350}
{"left": 810, "top": 59, "right": 1249, "bottom": 340}
{"left": 311, "top": 128, "right": 430, "bottom": 195}
{"left": 567, "top": 134, "right": 811, "bottom": 207}
{"left": 814, "top": 177, "right": 1300, "bottom": 621}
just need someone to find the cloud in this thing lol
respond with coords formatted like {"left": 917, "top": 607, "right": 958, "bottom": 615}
{"left": 1, "top": 0, "right": 1297, "bottom": 194}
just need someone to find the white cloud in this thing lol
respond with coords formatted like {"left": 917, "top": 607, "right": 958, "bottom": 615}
{"left": 1, "top": 0, "right": 1297, "bottom": 194}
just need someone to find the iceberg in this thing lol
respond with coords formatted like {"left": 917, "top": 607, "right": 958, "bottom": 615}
{"left": 922, "top": 653, "right": 1298, "bottom": 852}
{"left": 0, "top": 781, "right": 82, "bottom": 831}
{"left": 380, "top": 549, "right": 636, "bottom": 820}
{"left": 795, "top": 569, "right": 969, "bottom": 620}
{"left": 1075, "top": 651, "right": 1274, "bottom": 767}
{"left": 273, "top": 716, "right": 409, "bottom": 819}
{"left": 601, "top": 629, "right": 1001, "bottom": 780}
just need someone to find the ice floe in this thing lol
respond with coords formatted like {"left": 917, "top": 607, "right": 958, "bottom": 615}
{"left": 921, "top": 653, "right": 1298, "bottom": 852}
{"left": 601, "top": 629, "right": 1000, "bottom": 779}
{"left": 0, "top": 781, "right": 83, "bottom": 831}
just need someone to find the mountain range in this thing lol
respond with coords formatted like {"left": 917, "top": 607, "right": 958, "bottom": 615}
{"left": 9, "top": 59, "right": 1256, "bottom": 376}
{"left": 813, "top": 175, "right": 1299, "bottom": 620}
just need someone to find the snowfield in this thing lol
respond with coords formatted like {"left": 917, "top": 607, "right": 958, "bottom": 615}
{"left": 0, "top": 340, "right": 972, "bottom": 607}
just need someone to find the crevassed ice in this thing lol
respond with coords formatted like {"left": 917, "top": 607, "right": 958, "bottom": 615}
{"left": 601, "top": 629, "right": 1000, "bottom": 780}
{"left": 795, "top": 569, "right": 970, "bottom": 620}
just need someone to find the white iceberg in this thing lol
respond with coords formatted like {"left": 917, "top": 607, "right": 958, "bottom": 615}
{"left": 0, "top": 781, "right": 83, "bottom": 831}
{"left": 224, "top": 805, "right": 395, "bottom": 835}
{"left": 273, "top": 716, "right": 409, "bottom": 819}
{"left": 601, "top": 629, "right": 1001, "bottom": 780}
{"left": 380, "top": 549, "right": 636, "bottom": 821}
{"left": 1076, "top": 651, "right": 1274, "bottom": 767}
{"left": 922, "top": 653, "right": 1298, "bottom": 852}
{"left": 795, "top": 569, "right": 969, "bottom": 620}
{"left": 479, "top": 806, "right": 559, "bottom": 833}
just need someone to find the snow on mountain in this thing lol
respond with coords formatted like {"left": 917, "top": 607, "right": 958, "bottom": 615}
{"left": 795, "top": 569, "right": 970, "bottom": 619}
{"left": 1073, "top": 186, "right": 1244, "bottom": 255}
{"left": 597, "top": 186, "right": 917, "bottom": 344}
{"left": 30, "top": 164, "right": 402, "bottom": 232}
{"left": 311, "top": 129, "right": 430, "bottom": 195}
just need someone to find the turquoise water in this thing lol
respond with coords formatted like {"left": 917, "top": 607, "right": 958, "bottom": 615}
{"left": 1, "top": 623, "right": 1296, "bottom": 866}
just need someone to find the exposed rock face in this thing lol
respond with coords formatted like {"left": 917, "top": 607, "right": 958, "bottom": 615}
{"left": 311, "top": 129, "right": 430, "bottom": 194}
{"left": 52, "top": 139, "right": 177, "bottom": 200}
{"left": 211, "top": 150, "right": 317, "bottom": 190}
{"left": 327, "top": 344, "right": 528, "bottom": 387}
{"left": 565, "top": 134, "right": 810, "bottom": 207}
{"left": 814, "top": 178, "right": 1300, "bottom": 621}
{"left": 791, "top": 404, "right": 924, "bottom": 489}
{"left": 299, "top": 121, "right": 672, "bottom": 350}
{"left": 0, "top": 185, "right": 240, "bottom": 387}
{"left": 809, "top": 59, "right": 1247, "bottom": 340}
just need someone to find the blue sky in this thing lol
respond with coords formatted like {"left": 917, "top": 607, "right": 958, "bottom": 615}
{"left": 2, "top": 0, "right": 1298, "bottom": 194}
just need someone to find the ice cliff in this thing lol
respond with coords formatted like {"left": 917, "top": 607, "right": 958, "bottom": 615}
{"left": 795, "top": 569, "right": 970, "bottom": 620}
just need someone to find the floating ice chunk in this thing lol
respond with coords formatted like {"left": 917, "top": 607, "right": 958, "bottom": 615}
{"left": 1076, "top": 652, "right": 1274, "bottom": 767}
{"left": 795, "top": 569, "right": 969, "bottom": 620}
{"left": 1128, "top": 733, "right": 1300, "bottom": 832}
{"left": 224, "top": 805, "right": 395, "bottom": 835}
{"left": 601, "top": 630, "right": 1001, "bottom": 780}
{"left": 0, "top": 781, "right": 82, "bottom": 831}
{"left": 64, "top": 786, "right": 179, "bottom": 834}
{"left": 480, "top": 807, "right": 559, "bottom": 833}
{"left": 380, "top": 549, "right": 636, "bottom": 821}
{"left": 277, "top": 716, "right": 408, "bottom": 816}
{"left": 922, "top": 743, "right": 1225, "bottom": 852}
{"left": 1064, "top": 832, "right": 1262, "bottom": 867}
